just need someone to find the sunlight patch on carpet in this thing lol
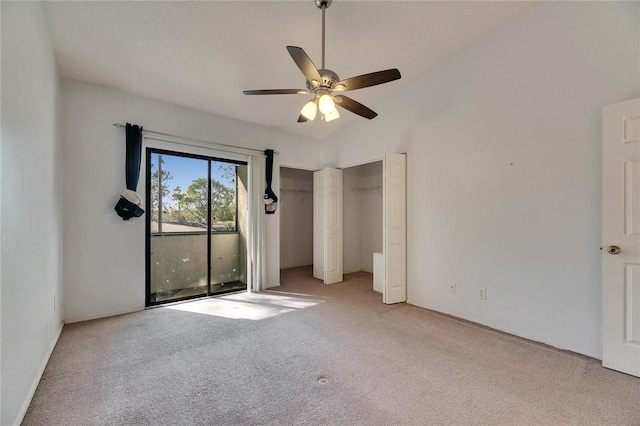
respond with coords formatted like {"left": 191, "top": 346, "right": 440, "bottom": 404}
{"left": 164, "top": 292, "right": 323, "bottom": 320}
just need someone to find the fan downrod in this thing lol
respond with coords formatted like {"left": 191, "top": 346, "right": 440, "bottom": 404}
{"left": 315, "top": 0, "right": 331, "bottom": 9}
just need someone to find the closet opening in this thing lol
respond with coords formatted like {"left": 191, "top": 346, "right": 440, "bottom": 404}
{"left": 279, "top": 167, "right": 314, "bottom": 280}
{"left": 279, "top": 161, "right": 384, "bottom": 291}
{"left": 342, "top": 161, "right": 384, "bottom": 294}
{"left": 282, "top": 154, "right": 403, "bottom": 301}
{"left": 146, "top": 148, "right": 248, "bottom": 306}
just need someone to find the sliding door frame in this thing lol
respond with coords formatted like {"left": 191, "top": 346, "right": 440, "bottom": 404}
{"left": 145, "top": 147, "right": 247, "bottom": 307}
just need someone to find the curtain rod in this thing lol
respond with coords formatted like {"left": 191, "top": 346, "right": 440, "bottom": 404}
{"left": 112, "top": 123, "right": 279, "bottom": 156}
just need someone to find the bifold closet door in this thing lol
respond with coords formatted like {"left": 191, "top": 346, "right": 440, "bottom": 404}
{"left": 383, "top": 153, "right": 407, "bottom": 304}
{"left": 313, "top": 168, "right": 343, "bottom": 284}
{"left": 313, "top": 170, "right": 325, "bottom": 280}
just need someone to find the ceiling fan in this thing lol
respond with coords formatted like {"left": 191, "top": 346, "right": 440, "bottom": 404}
{"left": 243, "top": 0, "right": 401, "bottom": 123}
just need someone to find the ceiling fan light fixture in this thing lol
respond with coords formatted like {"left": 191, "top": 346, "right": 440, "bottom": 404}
{"left": 324, "top": 107, "right": 340, "bottom": 122}
{"left": 301, "top": 100, "right": 318, "bottom": 121}
{"left": 242, "top": 0, "right": 401, "bottom": 123}
{"left": 318, "top": 93, "right": 335, "bottom": 114}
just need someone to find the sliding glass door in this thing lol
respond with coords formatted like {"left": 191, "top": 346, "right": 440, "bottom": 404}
{"left": 146, "top": 148, "right": 248, "bottom": 306}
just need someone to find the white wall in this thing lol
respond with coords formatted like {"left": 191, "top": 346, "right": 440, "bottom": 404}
{"left": 324, "top": 2, "right": 640, "bottom": 358}
{"left": 1, "top": 2, "right": 64, "bottom": 424}
{"left": 279, "top": 167, "right": 314, "bottom": 269}
{"left": 61, "top": 79, "right": 322, "bottom": 322}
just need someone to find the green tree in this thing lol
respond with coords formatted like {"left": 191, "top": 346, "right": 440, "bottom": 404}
{"left": 169, "top": 186, "right": 186, "bottom": 222}
{"left": 179, "top": 178, "right": 207, "bottom": 224}
{"left": 215, "top": 164, "right": 237, "bottom": 229}
{"left": 179, "top": 178, "right": 235, "bottom": 227}
{"left": 150, "top": 155, "right": 173, "bottom": 222}
{"left": 211, "top": 179, "right": 235, "bottom": 225}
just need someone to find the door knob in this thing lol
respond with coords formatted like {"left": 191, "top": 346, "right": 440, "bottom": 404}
{"left": 607, "top": 245, "right": 621, "bottom": 255}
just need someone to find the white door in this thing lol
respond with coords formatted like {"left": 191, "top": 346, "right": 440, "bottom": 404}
{"left": 383, "top": 153, "right": 407, "bottom": 304}
{"left": 602, "top": 97, "right": 640, "bottom": 377}
{"left": 313, "top": 170, "right": 325, "bottom": 280}
{"left": 324, "top": 168, "right": 343, "bottom": 284}
{"left": 313, "top": 168, "right": 343, "bottom": 284}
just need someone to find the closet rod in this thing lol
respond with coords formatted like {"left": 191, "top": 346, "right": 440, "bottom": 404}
{"left": 351, "top": 185, "right": 382, "bottom": 191}
{"left": 112, "top": 123, "right": 279, "bottom": 156}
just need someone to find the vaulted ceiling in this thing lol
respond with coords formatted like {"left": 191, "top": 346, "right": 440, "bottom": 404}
{"left": 44, "top": 1, "right": 536, "bottom": 140}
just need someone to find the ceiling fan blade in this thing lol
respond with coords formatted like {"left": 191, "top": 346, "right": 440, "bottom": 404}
{"left": 334, "top": 95, "right": 378, "bottom": 120}
{"left": 243, "top": 89, "right": 309, "bottom": 95}
{"left": 286, "top": 46, "right": 322, "bottom": 85}
{"left": 334, "top": 69, "right": 401, "bottom": 92}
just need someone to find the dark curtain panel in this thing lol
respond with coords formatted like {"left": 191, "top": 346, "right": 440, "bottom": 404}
{"left": 114, "top": 123, "right": 145, "bottom": 220}
{"left": 125, "top": 123, "right": 143, "bottom": 190}
{"left": 264, "top": 149, "right": 278, "bottom": 214}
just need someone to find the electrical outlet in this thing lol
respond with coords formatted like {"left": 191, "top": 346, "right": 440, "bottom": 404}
{"left": 478, "top": 288, "right": 487, "bottom": 300}
{"left": 449, "top": 283, "right": 457, "bottom": 293}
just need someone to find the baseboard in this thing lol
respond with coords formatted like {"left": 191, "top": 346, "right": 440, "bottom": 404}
{"left": 14, "top": 320, "right": 64, "bottom": 426}
{"left": 406, "top": 300, "right": 601, "bottom": 361}
{"left": 64, "top": 306, "right": 145, "bottom": 324}
{"left": 468, "top": 316, "right": 601, "bottom": 360}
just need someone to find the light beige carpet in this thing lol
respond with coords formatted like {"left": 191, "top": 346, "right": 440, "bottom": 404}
{"left": 23, "top": 267, "right": 640, "bottom": 425}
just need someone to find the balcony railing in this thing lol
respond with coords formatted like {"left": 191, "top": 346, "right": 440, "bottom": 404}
{"left": 149, "top": 231, "right": 247, "bottom": 302}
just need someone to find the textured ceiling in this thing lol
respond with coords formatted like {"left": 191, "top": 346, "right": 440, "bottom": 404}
{"left": 44, "top": 1, "right": 535, "bottom": 140}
